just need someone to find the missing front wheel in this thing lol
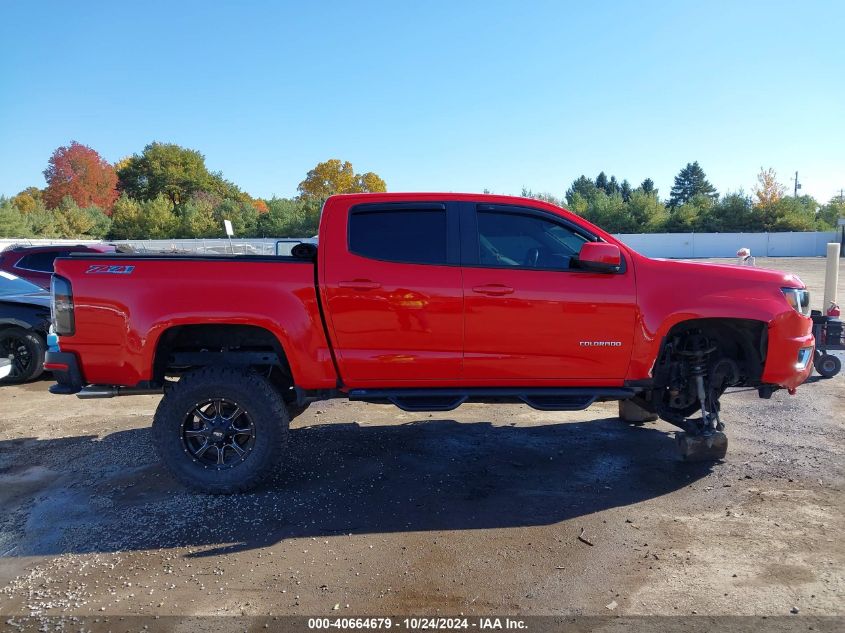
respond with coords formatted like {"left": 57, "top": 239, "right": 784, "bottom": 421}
{"left": 652, "top": 328, "right": 741, "bottom": 435}
{"left": 676, "top": 431, "right": 728, "bottom": 461}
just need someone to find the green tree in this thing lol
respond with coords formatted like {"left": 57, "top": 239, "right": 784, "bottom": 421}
{"left": 606, "top": 175, "right": 620, "bottom": 196}
{"left": 258, "top": 197, "right": 322, "bottom": 237}
{"left": 111, "top": 194, "right": 179, "bottom": 239}
{"left": 117, "top": 142, "right": 223, "bottom": 205}
{"left": 565, "top": 175, "right": 597, "bottom": 205}
{"left": 180, "top": 192, "right": 220, "bottom": 238}
{"left": 26, "top": 209, "right": 60, "bottom": 237}
{"left": 697, "top": 192, "right": 754, "bottom": 232}
{"left": 85, "top": 206, "right": 112, "bottom": 238}
{"left": 620, "top": 179, "right": 632, "bottom": 202}
{"left": 595, "top": 171, "right": 609, "bottom": 193}
{"left": 640, "top": 178, "right": 657, "bottom": 196}
{"left": 663, "top": 193, "right": 714, "bottom": 232}
{"left": 297, "top": 159, "right": 387, "bottom": 200}
{"left": 53, "top": 196, "right": 97, "bottom": 238}
{"left": 110, "top": 194, "right": 143, "bottom": 239}
{"left": 0, "top": 198, "right": 30, "bottom": 237}
{"left": 139, "top": 195, "right": 180, "bottom": 238}
{"left": 818, "top": 196, "right": 845, "bottom": 228}
{"left": 213, "top": 198, "right": 258, "bottom": 237}
{"left": 669, "top": 161, "right": 717, "bottom": 208}
{"left": 53, "top": 196, "right": 111, "bottom": 238}
{"left": 567, "top": 191, "right": 590, "bottom": 216}
{"left": 580, "top": 191, "right": 639, "bottom": 233}
{"left": 626, "top": 190, "right": 667, "bottom": 232}
{"left": 758, "top": 195, "right": 819, "bottom": 231}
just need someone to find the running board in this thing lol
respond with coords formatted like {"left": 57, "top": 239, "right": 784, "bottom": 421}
{"left": 348, "top": 387, "right": 636, "bottom": 412}
{"left": 76, "top": 385, "right": 164, "bottom": 399}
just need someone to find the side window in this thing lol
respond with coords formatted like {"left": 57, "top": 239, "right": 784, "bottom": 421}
{"left": 476, "top": 211, "right": 588, "bottom": 270}
{"left": 16, "top": 251, "right": 62, "bottom": 272}
{"left": 349, "top": 209, "right": 447, "bottom": 265}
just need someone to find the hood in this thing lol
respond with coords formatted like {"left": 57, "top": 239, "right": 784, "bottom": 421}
{"left": 645, "top": 257, "right": 806, "bottom": 288}
{"left": 0, "top": 291, "right": 51, "bottom": 308}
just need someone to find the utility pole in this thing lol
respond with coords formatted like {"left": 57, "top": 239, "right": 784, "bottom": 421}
{"left": 793, "top": 171, "right": 802, "bottom": 197}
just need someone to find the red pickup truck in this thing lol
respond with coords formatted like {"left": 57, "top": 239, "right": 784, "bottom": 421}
{"left": 47, "top": 193, "right": 815, "bottom": 493}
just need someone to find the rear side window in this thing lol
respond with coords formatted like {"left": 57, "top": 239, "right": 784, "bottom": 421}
{"left": 349, "top": 209, "right": 447, "bottom": 265}
{"left": 15, "top": 251, "right": 63, "bottom": 272}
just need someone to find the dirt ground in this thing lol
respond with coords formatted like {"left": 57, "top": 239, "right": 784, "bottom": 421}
{"left": 0, "top": 257, "right": 842, "bottom": 626}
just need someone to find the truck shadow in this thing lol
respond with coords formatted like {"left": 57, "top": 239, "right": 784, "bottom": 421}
{"left": 0, "top": 418, "right": 713, "bottom": 558}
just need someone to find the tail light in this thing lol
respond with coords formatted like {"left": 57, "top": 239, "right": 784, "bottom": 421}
{"left": 51, "top": 275, "right": 75, "bottom": 336}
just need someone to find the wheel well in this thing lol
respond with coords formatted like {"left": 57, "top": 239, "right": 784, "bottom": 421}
{"left": 153, "top": 324, "right": 296, "bottom": 400}
{"left": 660, "top": 318, "right": 766, "bottom": 386}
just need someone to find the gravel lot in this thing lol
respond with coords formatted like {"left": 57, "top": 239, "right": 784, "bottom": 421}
{"left": 0, "top": 257, "right": 842, "bottom": 627}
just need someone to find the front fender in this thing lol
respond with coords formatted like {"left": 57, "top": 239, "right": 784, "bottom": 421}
{"left": 626, "top": 255, "right": 804, "bottom": 381}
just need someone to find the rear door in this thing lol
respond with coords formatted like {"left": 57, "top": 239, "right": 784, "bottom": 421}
{"left": 460, "top": 203, "right": 637, "bottom": 382}
{"left": 321, "top": 201, "right": 463, "bottom": 383}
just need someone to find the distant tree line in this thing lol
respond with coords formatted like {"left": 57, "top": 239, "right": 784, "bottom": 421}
{"left": 1, "top": 143, "right": 843, "bottom": 240}
{"left": 523, "top": 161, "right": 844, "bottom": 233}
{"left": 0, "top": 141, "right": 386, "bottom": 239}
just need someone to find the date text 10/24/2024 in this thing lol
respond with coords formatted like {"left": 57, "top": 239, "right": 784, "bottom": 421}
{"left": 307, "top": 617, "right": 528, "bottom": 630}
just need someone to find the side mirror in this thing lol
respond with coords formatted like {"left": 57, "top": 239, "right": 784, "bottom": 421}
{"left": 577, "top": 242, "right": 622, "bottom": 273}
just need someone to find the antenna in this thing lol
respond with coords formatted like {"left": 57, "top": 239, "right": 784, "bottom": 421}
{"left": 793, "top": 171, "right": 802, "bottom": 197}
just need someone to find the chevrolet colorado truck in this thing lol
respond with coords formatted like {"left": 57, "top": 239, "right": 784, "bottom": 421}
{"left": 47, "top": 193, "right": 815, "bottom": 493}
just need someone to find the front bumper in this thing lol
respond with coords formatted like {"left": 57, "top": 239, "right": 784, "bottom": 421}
{"left": 760, "top": 312, "right": 815, "bottom": 390}
{"left": 45, "top": 351, "right": 84, "bottom": 394}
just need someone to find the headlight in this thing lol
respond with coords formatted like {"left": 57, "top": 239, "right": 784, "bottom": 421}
{"left": 781, "top": 287, "right": 811, "bottom": 316}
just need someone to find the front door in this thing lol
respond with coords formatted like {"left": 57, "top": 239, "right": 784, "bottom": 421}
{"left": 461, "top": 203, "right": 637, "bottom": 382}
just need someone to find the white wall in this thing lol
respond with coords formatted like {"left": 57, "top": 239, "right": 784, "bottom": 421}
{"left": 613, "top": 232, "right": 839, "bottom": 258}
{"left": 3, "top": 232, "right": 839, "bottom": 259}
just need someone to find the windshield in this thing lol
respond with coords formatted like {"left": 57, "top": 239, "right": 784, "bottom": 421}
{"left": 0, "top": 270, "right": 45, "bottom": 296}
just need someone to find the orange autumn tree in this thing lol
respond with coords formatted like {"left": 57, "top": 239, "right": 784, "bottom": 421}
{"left": 43, "top": 141, "right": 119, "bottom": 214}
{"left": 752, "top": 167, "right": 786, "bottom": 208}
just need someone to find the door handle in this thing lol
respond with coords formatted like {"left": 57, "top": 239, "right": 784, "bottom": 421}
{"left": 472, "top": 284, "right": 514, "bottom": 296}
{"left": 338, "top": 279, "right": 382, "bottom": 290}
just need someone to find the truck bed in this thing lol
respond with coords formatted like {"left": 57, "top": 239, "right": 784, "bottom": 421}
{"left": 53, "top": 255, "right": 338, "bottom": 389}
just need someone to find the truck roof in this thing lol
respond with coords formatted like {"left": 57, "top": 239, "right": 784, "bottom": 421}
{"left": 326, "top": 192, "right": 569, "bottom": 209}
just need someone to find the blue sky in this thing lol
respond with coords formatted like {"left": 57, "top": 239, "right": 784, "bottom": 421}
{"left": 1, "top": 0, "right": 843, "bottom": 203}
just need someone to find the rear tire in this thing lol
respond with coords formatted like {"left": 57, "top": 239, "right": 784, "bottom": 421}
{"left": 152, "top": 366, "right": 288, "bottom": 494}
{"left": 0, "top": 327, "right": 45, "bottom": 384}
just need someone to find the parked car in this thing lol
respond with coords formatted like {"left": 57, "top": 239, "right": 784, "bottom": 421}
{"left": 0, "top": 270, "right": 51, "bottom": 383}
{"left": 49, "top": 192, "right": 815, "bottom": 493}
{"left": 0, "top": 244, "right": 115, "bottom": 289}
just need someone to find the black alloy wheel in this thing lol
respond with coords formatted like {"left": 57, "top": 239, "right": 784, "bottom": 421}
{"left": 181, "top": 398, "right": 257, "bottom": 469}
{"left": 0, "top": 327, "right": 45, "bottom": 384}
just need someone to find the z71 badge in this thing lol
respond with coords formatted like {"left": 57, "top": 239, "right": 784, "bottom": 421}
{"left": 85, "top": 264, "right": 135, "bottom": 275}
